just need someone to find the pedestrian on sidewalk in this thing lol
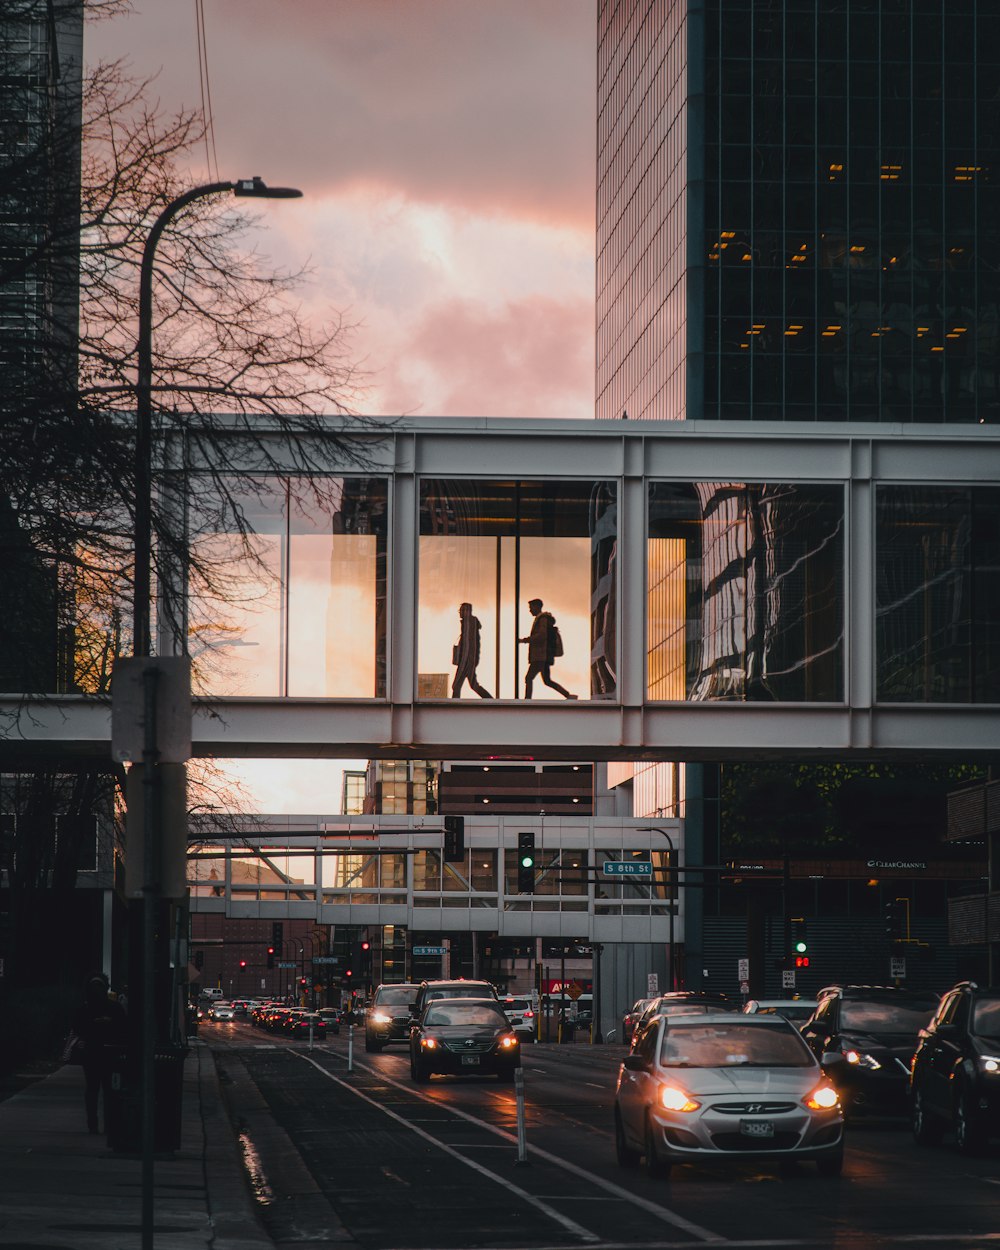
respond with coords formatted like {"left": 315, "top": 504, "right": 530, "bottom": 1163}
{"left": 72, "top": 973, "right": 127, "bottom": 1134}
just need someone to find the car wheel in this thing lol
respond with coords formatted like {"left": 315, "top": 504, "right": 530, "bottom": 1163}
{"left": 912, "top": 1086, "right": 944, "bottom": 1146}
{"left": 365, "top": 1036, "right": 382, "bottom": 1053}
{"left": 643, "top": 1116, "right": 671, "bottom": 1179}
{"left": 614, "top": 1109, "right": 640, "bottom": 1168}
{"left": 956, "top": 1086, "right": 987, "bottom": 1155}
{"left": 816, "top": 1147, "right": 844, "bottom": 1177}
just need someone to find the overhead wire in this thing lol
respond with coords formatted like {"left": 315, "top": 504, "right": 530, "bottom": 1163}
{"left": 194, "top": 0, "right": 220, "bottom": 181}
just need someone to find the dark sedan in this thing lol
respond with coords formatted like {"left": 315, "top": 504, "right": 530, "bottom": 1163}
{"left": 410, "top": 998, "right": 521, "bottom": 1083}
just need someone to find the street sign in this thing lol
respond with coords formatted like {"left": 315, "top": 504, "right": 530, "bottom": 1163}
{"left": 647, "top": 972, "right": 659, "bottom": 996}
{"left": 891, "top": 956, "right": 907, "bottom": 979}
{"left": 603, "top": 860, "right": 652, "bottom": 877}
{"left": 567, "top": 981, "right": 584, "bottom": 1000}
{"left": 312, "top": 956, "right": 340, "bottom": 964}
{"left": 413, "top": 945, "right": 447, "bottom": 956}
{"left": 111, "top": 656, "right": 192, "bottom": 764}
{"left": 782, "top": 969, "right": 796, "bottom": 989}
{"left": 278, "top": 961, "right": 296, "bottom": 969}
{"left": 737, "top": 958, "right": 750, "bottom": 981}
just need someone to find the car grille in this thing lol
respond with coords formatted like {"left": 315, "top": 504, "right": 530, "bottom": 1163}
{"left": 442, "top": 1040, "right": 494, "bottom": 1055}
{"left": 713, "top": 1102, "right": 797, "bottom": 1115}
{"left": 711, "top": 1131, "right": 800, "bottom": 1151}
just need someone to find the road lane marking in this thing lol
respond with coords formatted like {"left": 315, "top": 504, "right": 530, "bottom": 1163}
{"left": 294, "top": 1052, "right": 600, "bottom": 1243}
{"left": 328, "top": 1057, "right": 725, "bottom": 1243}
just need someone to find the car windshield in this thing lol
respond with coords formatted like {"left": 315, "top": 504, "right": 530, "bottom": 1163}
{"left": 840, "top": 1001, "right": 936, "bottom": 1032}
{"left": 425, "top": 1004, "right": 506, "bottom": 1027}
{"left": 757, "top": 1004, "right": 813, "bottom": 1021}
{"left": 659, "top": 1023, "right": 813, "bottom": 1068}
{"left": 505, "top": 1000, "right": 530, "bottom": 1011}
{"left": 973, "top": 998, "right": 1000, "bottom": 1038}
{"left": 376, "top": 988, "right": 417, "bottom": 1007}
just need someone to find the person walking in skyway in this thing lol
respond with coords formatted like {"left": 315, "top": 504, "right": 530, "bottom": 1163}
{"left": 519, "top": 598, "right": 577, "bottom": 700}
{"left": 451, "top": 602, "right": 493, "bottom": 698}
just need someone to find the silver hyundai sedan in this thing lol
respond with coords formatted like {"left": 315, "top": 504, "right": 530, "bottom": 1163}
{"left": 614, "top": 1013, "right": 844, "bottom": 1178}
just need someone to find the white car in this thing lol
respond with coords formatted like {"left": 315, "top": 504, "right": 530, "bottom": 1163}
{"left": 501, "top": 997, "right": 537, "bottom": 1040}
{"left": 742, "top": 999, "right": 815, "bottom": 1024}
{"left": 210, "top": 1001, "right": 235, "bottom": 1021}
{"left": 614, "top": 1012, "right": 844, "bottom": 1178}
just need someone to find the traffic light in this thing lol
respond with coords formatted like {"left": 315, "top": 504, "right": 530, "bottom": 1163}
{"left": 271, "top": 921, "right": 283, "bottom": 950}
{"left": 239, "top": 959, "right": 247, "bottom": 969}
{"left": 791, "top": 917, "right": 808, "bottom": 960}
{"left": 517, "top": 831, "right": 536, "bottom": 893}
{"left": 885, "top": 897, "right": 908, "bottom": 942}
{"left": 267, "top": 946, "right": 275, "bottom": 969}
{"left": 194, "top": 950, "right": 204, "bottom": 970}
{"left": 444, "top": 815, "right": 465, "bottom": 862}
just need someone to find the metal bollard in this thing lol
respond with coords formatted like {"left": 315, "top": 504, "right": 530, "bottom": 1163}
{"left": 347, "top": 1022, "right": 354, "bottom": 1072}
{"left": 514, "top": 1067, "right": 528, "bottom": 1165}
{"left": 308, "top": 1019, "right": 314, "bottom": 1051}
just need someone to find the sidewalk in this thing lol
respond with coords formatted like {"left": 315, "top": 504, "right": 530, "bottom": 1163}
{"left": 0, "top": 1039, "right": 273, "bottom": 1250}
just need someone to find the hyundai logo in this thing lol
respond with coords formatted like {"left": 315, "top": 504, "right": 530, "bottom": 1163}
{"left": 746, "top": 1103, "right": 765, "bottom": 1114}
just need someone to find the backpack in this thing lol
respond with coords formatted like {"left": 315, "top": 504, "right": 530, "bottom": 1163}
{"left": 550, "top": 623, "right": 564, "bottom": 659}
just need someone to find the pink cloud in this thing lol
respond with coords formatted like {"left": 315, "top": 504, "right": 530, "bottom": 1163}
{"left": 378, "top": 294, "right": 594, "bottom": 417}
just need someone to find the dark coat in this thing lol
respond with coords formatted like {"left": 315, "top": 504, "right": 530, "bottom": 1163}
{"left": 527, "top": 611, "right": 557, "bottom": 664}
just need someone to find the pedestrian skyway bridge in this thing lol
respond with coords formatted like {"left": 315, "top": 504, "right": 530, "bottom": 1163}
{"left": 7, "top": 417, "right": 1000, "bottom": 762}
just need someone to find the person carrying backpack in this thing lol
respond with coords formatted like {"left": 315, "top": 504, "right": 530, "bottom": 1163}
{"left": 519, "top": 598, "right": 577, "bottom": 700}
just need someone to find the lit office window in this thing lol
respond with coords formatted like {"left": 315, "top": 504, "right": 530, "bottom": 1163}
{"left": 876, "top": 486, "right": 1000, "bottom": 703}
{"left": 418, "top": 480, "right": 617, "bottom": 701}
{"left": 648, "top": 482, "right": 844, "bottom": 701}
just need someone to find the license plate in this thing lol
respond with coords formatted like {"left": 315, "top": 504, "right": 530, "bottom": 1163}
{"left": 460, "top": 1055, "right": 480, "bottom": 1066}
{"left": 740, "top": 1119, "right": 774, "bottom": 1138}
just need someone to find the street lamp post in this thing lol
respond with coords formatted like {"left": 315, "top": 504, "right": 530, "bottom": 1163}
{"left": 640, "top": 827, "right": 677, "bottom": 991}
{"left": 131, "top": 177, "right": 301, "bottom": 1250}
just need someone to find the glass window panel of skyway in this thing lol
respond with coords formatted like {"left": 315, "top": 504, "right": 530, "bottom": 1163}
{"left": 418, "top": 479, "right": 617, "bottom": 701}
{"left": 186, "top": 475, "right": 388, "bottom": 697}
{"left": 647, "top": 482, "right": 844, "bottom": 701}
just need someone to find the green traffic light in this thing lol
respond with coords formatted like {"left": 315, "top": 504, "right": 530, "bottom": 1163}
{"left": 520, "top": 854, "right": 535, "bottom": 868}
{"left": 794, "top": 940, "right": 807, "bottom": 953}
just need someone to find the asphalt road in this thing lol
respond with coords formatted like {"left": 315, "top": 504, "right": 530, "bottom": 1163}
{"left": 205, "top": 1021, "right": 1000, "bottom": 1249}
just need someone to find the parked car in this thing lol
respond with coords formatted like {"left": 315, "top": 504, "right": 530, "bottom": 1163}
{"left": 743, "top": 999, "right": 815, "bottom": 1024}
{"left": 410, "top": 998, "right": 521, "bottom": 1083}
{"left": 622, "top": 998, "right": 656, "bottom": 1046}
{"left": 910, "top": 980, "right": 1000, "bottom": 1153}
{"left": 614, "top": 1012, "right": 844, "bottom": 1178}
{"left": 799, "top": 985, "right": 939, "bottom": 1114}
{"left": 365, "top": 983, "right": 420, "bottom": 1052}
{"left": 501, "top": 997, "right": 537, "bottom": 1040}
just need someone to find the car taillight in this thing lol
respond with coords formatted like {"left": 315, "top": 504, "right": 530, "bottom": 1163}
{"left": 525, "top": 1010, "right": 534, "bottom": 1018}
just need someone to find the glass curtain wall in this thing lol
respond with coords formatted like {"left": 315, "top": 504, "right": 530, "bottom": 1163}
{"left": 418, "top": 480, "right": 617, "bottom": 701}
{"left": 876, "top": 486, "right": 1000, "bottom": 702}
{"left": 648, "top": 482, "right": 844, "bottom": 701}
{"left": 187, "top": 476, "right": 387, "bottom": 697}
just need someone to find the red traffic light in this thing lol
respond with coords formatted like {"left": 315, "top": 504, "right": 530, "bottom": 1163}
{"left": 361, "top": 940, "right": 370, "bottom": 952}
{"left": 345, "top": 968, "right": 353, "bottom": 977}
{"left": 239, "top": 959, "right": 247, "bottom": 968}
{"left": 299, "top": 976, "right": 307, "bottom": 985}
{"left": 267, "top": 946, "right": 275, "bottom": 955}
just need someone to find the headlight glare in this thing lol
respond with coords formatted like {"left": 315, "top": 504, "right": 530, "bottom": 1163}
{"left": 421, "top": 1037, "right": 438, "bottom": 1049}
{"left": 371, "top": 1012, "right": 392, "bottom": 1024}
{"left": 500, "top": 1034, "right": 519, "bottom": 1049}
{"left": 842, "top": 1048, "right": 881, "bottom": 1070}
{"left": 980, "top": 1055, "right": 1000, "bottom": 1074}
{"left": 659, "top": 1085, "right": 700, "bottom": 1113}
{"left": 806, "top": 1084, "right": 841, "bottom": 1111}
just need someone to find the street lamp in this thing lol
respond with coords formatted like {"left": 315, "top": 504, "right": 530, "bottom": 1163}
{"left": 133, "top": 176, "right": 302, "bottom": 655}
{"left": 131, "top": 177, "right": 301, "bottom": 1250}
{"left": 640, "top": 827, "right": 677, "bottom": 991}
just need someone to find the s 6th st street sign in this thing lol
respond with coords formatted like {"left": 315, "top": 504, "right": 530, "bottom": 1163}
{"left": 603, "top": 860, "right": 652, "bottom": 877}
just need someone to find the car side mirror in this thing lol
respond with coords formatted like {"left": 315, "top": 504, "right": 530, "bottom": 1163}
{"left": 820, "top": 1051, "right": 847, "bottom": 1070}
{"left": 622, "top": 1054, "right": 647, "bottom": 1072}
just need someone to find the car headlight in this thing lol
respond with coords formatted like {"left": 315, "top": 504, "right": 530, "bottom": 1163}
{"left": 806, "top": 1084, "right": 841, "bottom": 1111}
{"left": 499, "top": 1034, "right": 519, "bottom": 1049}
{"left": 842, "top": 1048, "right": 881, "bottom": 1070}
{"left": 979, "top": 1055, "right": 1000, "bottom": 1074}
{"left": 371, "top": 1012, "right": 392, "bottom": 1024}
{"left": 420, "top": 1037, "right": 438, "bottom": 1049}
{"left": 659, "top": 1085, "right": 700, "bottom": 1112}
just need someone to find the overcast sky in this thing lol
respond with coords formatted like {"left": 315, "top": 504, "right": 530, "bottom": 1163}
{"left": 87, "top": 1, "right": 596, "bottom": 812}
{"left": 87, "top": 0, "right": 596, "bottom": 421}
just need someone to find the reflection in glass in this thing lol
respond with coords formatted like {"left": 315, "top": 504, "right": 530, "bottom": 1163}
{"left": 648, "top": 483, "right": 844, "bottom": 701}
{"left": 418, "top": 480, "right": 617, "bottom": 700}
{"left": 187, "top": 476, "right": 387, "bottom": 697}
{"left": 876, "top": 486, "right": 1000, "bottom": 702}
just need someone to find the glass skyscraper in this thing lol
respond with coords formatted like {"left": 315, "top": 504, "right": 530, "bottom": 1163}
{"left": 598, "top": 0, "right": 1000, "bottom": 424}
